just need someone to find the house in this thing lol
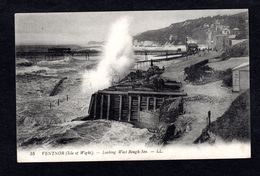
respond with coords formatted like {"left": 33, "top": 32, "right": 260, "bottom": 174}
{"left": 222, "top": 27, "right": 231, "bottom": 35}
{"left": 227, "top": 35, "right": 236, "bottom": 40}
{"left": 232, "top": 62, "right": 249, "bottom": 92}
{"left": 232, "top": 28, "right": 240, "bottom": 36}
{"left": 203, "top": 23, "right": 210, "bottom": 28}
{"left": 214, "top": 34, "right": 232, "bottom": 51}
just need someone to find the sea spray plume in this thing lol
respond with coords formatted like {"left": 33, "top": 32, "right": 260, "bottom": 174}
{"left": 82, "top": 17, "right": 134, "bottom": 93}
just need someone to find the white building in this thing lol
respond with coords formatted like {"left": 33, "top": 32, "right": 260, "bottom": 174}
{"left": 222, "top": 27, "right": 231, "bottom": 35}
{"left": 232, "top": 62, "right": 249, "bottom": 92}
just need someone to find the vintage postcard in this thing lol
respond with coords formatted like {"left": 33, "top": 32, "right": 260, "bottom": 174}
{"left": 16, "top": 9, "right": 250, "bottom": 162}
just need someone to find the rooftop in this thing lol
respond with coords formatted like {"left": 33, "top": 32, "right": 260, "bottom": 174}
{"left": 232, "top": 62, "right": 249, "bottom": 70}
{"left": 231, "top": 39, "right": 248, "bottom": 46}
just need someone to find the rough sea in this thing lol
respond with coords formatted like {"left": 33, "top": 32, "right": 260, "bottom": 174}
{"left": 16, "top": 55, "right": 153, "bottom": 149}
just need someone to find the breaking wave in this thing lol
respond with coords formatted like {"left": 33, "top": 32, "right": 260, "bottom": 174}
{"left": 18, "top": 120, "right": 153, "bottom": 149}
{"left": 37, "top": 56, "right": 78, "bottom": 66}
{"left": 16, "top": 65, "right": 76, "bottom": 76}
{"left": 82, "top": 16, "right": 134, "bottom": 93}
{"left": 16, "top": 65, "right": 51, "bottom": 75}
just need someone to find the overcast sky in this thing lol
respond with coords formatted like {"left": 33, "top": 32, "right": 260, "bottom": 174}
{"left": 15, "top": 9, "right": 247, "bottom": 45}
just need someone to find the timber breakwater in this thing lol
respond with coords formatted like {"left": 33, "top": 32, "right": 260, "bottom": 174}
{"left": 85, "top": 65, "right": 187, "bottom": 130}
{"left": 49, "top": 77, "right": 68, "bottom": 96}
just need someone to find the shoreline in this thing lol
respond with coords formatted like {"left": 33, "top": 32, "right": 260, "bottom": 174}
{"left": 16, "top": 54, "right": 249, "bottom": 148}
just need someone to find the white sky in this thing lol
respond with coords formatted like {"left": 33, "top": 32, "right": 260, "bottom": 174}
{"left": 15, "top": 9, "right": 248, "bottom": 45}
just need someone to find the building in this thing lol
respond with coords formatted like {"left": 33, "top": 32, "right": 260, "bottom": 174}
{"left": 232, "top": 28, "right": 240, "bottom": 36}
{"left": 227, "top": 35, "right": 236, "bottom": 40}
{"left": 203, "top": 23, "right": 210, "bottom": 28}
{"left": 232, "top": 62, "right": 249, "bottom": 92}
{"left": 214, "top": 34, "right": 232, "bottom": 51}
{"left": 222, "top": 26, "right": 231, "bottom": 35}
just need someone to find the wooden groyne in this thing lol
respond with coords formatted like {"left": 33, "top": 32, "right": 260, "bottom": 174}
{"left": 85, "top": 63, "right": 189, "bottom": 129}
{"left": 87, "top": 90, "right": 186, "bottom": 129}
{"left": 49, "top": 77, "right": 67, "bottom": 96}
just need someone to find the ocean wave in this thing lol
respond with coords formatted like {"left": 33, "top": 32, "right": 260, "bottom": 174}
{"left": 18, "top": 120, "right": 153, "bottom": 148}
{"left": 37, "top": 56, "right": 79, "bottom": 66}
{"left": 16, "top": 65, "right": 51, "bottom": 76}
{"left": 16, "top": 58, "right": 33, "bottom": 67}
{"left": 37, "top": 60, "right": 67, "bottom": 66}
{"left": 16, "top": 65, "right": 77, "bottom": 76}
{"left": 91, "top": 120, "right": 152, "bottom": 146}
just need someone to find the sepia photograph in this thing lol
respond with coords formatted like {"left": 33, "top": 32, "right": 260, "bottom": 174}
{"left": 15, "top": 9, "right": 250, "bottom": 162}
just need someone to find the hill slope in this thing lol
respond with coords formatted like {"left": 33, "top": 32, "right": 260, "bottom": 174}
{"left": 210, "top": 90, "right": 250, "bottom": 141}
{"left": 134, "top": 12, "right": 248, "bottom": 45}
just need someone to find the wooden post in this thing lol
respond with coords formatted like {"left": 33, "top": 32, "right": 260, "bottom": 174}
{"left": 67, "top": 95, "right": 69, "bottom": 101}
{"left": 208, "top": 111, "right": 211, "bottom": 128}
{"left": 128, "top": 96, "right": 132, "bottom": 122}
{"left": 146, "top": 97, "right": 150, "bottom": 111}
{"left": 58, "top": 99, "right": 59, "bottom": 106}
{"left": 88, "top": 95, "right": 94, "bottom": 114}
{"left": 106, "top": 94, "right": 110, "bottom": 120}
{"left": 137, "top": 96, "right": 141, "bottom": 121}
{"left": 119, "top": 95, "right": 122, "bottom": 121}
{"left": 153, "top": 97, "right": 157, "bottom": 111}
{"left": 93, "top": 94, "right": 97, "bottom": 119}
{"left": 100, "top": 94, "right": 104, "bottom": 119}
{"left": 50, "top": 102, "right": 52, "bottom": 109}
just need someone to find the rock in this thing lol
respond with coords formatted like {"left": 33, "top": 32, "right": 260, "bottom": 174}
{"left": 159, "top": 97, "right": 183, "bottom": 123}
{"left": 162, "top": 123, "right": 176, "bottom": 144}
{"left": 193, "top": 127, "right": 216, "bottom": 144}
{"left": 194, "top": 128, "right": 210, "bottom": 144}
{"left": 147, "top": 122, "right": 173, "bottom": 146}
{"left": 21, "top": 137, "right": 47, "bottom": 147}
{"left": 147, "top": 97, "right": 185, "bottom": 146}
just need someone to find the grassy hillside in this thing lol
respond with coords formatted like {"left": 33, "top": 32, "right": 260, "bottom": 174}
{"left": 134, "top": 12, "right": 248, "bottom": 45}
{"left": 210, "top": 90, "right": 250, "bottom": 141}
